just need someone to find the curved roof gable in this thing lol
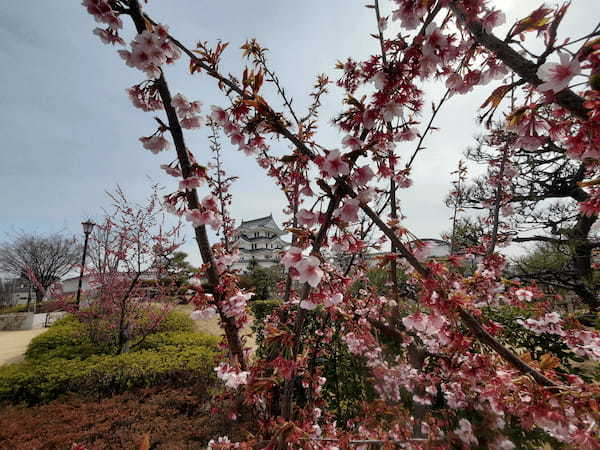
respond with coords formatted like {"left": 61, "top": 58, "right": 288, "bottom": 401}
{"left": 236, "top": 214, "right": 284, "bottom": 234}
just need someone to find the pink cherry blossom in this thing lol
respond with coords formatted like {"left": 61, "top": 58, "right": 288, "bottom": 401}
{"left": 172, "top": 93, "right": 203, "bottom": 129}
{"left": 300, "top": 184, "right": 314, "bottom": 197}
{"left": 281, "top": 247, "right": 303, "bottom": 269}
{"left": 537, "top": 53, "right": 581, "bottom": 93}
{"left": 119, "top": 27, "right": 181, "bottom": 78}
{"left": 139, "top": 135, "right": 170, "bottom": 154}
{"left": 299, "top": 300, "right": 318, "bottom": 310}
{"left": 353, "top": 165, "right": 375, "bottom": 186}
{"left": 230, "top": 131, "right": 245, "bottom": 146}
{"left": 214, "top": 362, "right": 250, "bottom": 389}
{"left": 201, "top": 194, "right": 219, "bottom": 211}
{"left": 381, "top": 102, "right": 402, "bottom": 122}
{"left": 191, "top": 306, "right": 217, "bottom": 320}
{"left": 320, "top": 149, "right": 350, "bottom": 178}
{"left": 296, "top": 256, "right": 324, "bottom": 287}
{"left": 222, "top": 291, "right": 253, "bottom": 319}
{"left": 342, "top": 135, "right": 363, "bottom": 151}
{"left": 210, "top": 105, "right": 228, "bottom": 124}
{"left": 391, "top": 2, "right": 426, "bottom": 30}
{"left": 179, "top": 176, "right": 204, "bottom": 191}
{"left": 362, "top": 108, "right": 379, "bottom": 129}
{"left": 324, "top": 293, "right": 343, "bottom": 308}
{"left": 357, "top": 187, "right": 376, "bottom": 203}
{"left": 482, "top": 10, "right": 506, "bottom": 31}
{"left": 160, "top": 164, "right": 181, "bottom": 177}
{"left": 455, "top": 418, "right": 478, "bottom": 446}
{"left": 223, "top": 122, "right": 238, "bottom": 135}
{"left": 334, "top": 198, "right": 360, "bottom": 223}
{"left": 82, "top": 0, "right": 122, "bottom": 30}
{"left": 208, "top": 213, "right": 222, "bottom": 231}
{"left": 515, "top": 288, "right": 534, "bottom": 302}
{"left": 395, "top": 127, "right": 418, "bottom": 142}
{"left": 185, "top": 208, "right": 214, "bottom": 227}
{"left": 92, "top": 27, "right": 124, "bottom": 45}
{"left": 297, "top": 209, "right": 318, "bottom": 227}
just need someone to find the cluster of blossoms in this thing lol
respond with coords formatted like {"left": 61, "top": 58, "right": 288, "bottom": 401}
{"left": 127, "top": 82, "right": 163, "bottom": 111}
{"left": 281, "top": 247, "right": 324, "bottom": 288}
{"left": 190, "top": 306, "right": 217, "bottom": 321}
{"left": 207, "top": 436, "right": 240, "bottom": 449}
{"left": 184, "top": 194, "right": 223, "bottom": 231}
{"left": 331, "top": 234, "right": 365, "bottom": 254}
{"left": 221, "top": 291, "right": 253, "bottom": 325}
{"left": 210, "top": 106, "right": 267, "bottom": 156}
{"left": 455, "top": 418, "right": 478, "bottom": 447}
{"left": 214, "top": 363, "right": 250, "bottom": 390}
{"left": 317, "top": 149, "right": 349, "bottom": 178}
{"left": 139, "top": 133, "right": 170, "bottom": 154}
{"left": 299, "top": 292, "right": 344, "bottom": 311}
{"left": 83, "top": 0, "right": 123, "bottom": 45}
{"left": 119, "top": 25, "right": 181, "bottom": 78}
{"left": 519, "top": 312, "right": 600, "bottom": 361}
{"left": 172, "top": 93, "right": 203, "bottom": 129}
{"left": 402, "top": 311, "right": 451, "bottom": 352}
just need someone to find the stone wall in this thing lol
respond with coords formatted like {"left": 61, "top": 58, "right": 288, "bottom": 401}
{"left": 0, "top": 313, "right": 34, "bottom": 331}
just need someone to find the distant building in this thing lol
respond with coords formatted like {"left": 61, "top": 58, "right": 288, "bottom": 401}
{"left": 232, "top": 214, "right": 289, "bottom": 272}
{"left": 45, "top": 270, "right": 159, "bottom": 301}
{"left": 0, "top": 277, "right": 33, "bottom": 306}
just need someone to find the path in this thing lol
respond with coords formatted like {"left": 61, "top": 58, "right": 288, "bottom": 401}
{"left": 0, "top": 329, "right": 46, "bottom": 366}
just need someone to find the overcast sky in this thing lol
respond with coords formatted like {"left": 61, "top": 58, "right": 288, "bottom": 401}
{"left": 1, "top": 1, "right": 598, "bottom": 268}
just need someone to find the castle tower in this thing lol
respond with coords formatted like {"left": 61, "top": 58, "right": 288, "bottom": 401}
{"left": 232, "top": 214, "right": 288, "bottom": 272}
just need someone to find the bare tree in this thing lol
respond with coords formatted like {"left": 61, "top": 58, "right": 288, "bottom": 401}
{"left": 0, "top": 232, "right": 81, "bottom": 304}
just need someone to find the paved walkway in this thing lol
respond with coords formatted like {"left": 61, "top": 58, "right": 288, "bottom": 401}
{"left": 0, "top": 329, "right": 46, "bottom": 366}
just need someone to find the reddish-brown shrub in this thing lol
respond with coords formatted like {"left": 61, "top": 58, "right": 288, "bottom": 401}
{"left": 0, "top": 383, "right": 252, "bottom": 449}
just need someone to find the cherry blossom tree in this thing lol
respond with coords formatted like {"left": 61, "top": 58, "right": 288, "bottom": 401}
{"left": 72, "top": 185, "right": 183, "bottom": 353}
{"left": 80, "top": 0, "right": 600, "bottom": 447}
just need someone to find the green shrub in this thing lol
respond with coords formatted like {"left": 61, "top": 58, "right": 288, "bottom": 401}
{"left": 155, "top": 309, "right": 195, "bottom": 333}
{"left": 135, "top": 331, "right": 220, "bottom": 351}
{"left": 25, "top": 317, "right": 105, "bottom": 361}
{"left": 0, "top": 305, "right": 29, "bottom": 314}
{"left": 0, "top": 346, "right": 217, "bottom": 405}
{"left": 27, "top": 311, "right": 207, "bottom": 361}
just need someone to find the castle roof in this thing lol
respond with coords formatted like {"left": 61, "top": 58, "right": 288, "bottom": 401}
{"left": 236, "top": 214, "right": 284, "bottom": 234}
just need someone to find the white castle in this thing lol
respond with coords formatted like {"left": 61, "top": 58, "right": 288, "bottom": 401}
{"left": 232, "top": 214, "right": 289, "bottom": 272}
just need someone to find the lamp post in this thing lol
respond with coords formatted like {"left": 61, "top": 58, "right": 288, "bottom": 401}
{"left": 76, "top": 220, "right": 95, "bottom": 307}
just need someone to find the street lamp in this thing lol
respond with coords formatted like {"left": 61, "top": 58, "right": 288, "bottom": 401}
{"left": 76, "top": 220, "right": 95, "bottom": 307}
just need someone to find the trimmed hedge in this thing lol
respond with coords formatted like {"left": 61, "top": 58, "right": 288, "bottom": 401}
{"left": 6, "top": 309, "right": 221, "bottom": 405}
{"left": 0, "top": 305, "right": 29, "bottom": 314}
{"left": 26, "top": 310, "right": 196, "bottom": 361}
{"left": 136, "top": 331, "right": 220, "bottom": 351}
{"left": 154, "top": 309, "right": 195, "bottom": 333}
{"left": 0, "top": 346, "right": 217, "bottom": 405}
{"left": 25, "top": 317, "right": 106, "bottom": 361}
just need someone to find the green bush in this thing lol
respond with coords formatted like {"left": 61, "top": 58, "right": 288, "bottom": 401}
{"left": 0, "top": 305, "right": 29, "bottom": 314}
{"left": 136, "top": 331, "right": 220, "bottom": 351}
{"left": 25, "top": 317, "right": 107, "bottom": 361}
{"left": 0, "top": 346, "right": 217, "bottom": 405}
{"left": 27, "top": 310, "right": 195, "bottom": 359}
{"left": 155, "top": 309, "right": 195, "bottom": 333}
